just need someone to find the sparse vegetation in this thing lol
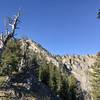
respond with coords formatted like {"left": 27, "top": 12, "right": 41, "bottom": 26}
{"left": 90, "top": 54, "right": 100, "bottom": 100}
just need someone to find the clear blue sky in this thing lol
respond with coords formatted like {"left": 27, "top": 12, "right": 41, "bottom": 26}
{"left": 0, "top": 0, "right": 100, "bottom": 55}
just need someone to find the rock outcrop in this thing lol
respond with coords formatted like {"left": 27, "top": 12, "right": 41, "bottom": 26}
{"left": 23, "top": 39, "right": 97, "bottom": 100}
{"left": 0, "top": 39, "right": 98, "bottom": 100}
{"left": 61, "top": 55, "right": 96, "bottom": 92}
{"left": 21, "top": 39, "right": 96, "bottom": 94}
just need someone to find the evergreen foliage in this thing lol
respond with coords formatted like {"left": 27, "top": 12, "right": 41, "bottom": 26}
{"left": 0, "top": 39, "right": 21, "bottom": 76}
{"left": 38, "top": 61, "right": 79, "bottom": 100}
{"left": 90, "top": 54, "right": 100, "bottom": 100}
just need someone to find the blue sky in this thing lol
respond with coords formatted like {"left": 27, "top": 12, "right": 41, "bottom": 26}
{"left": 0, "top": 0, "right": 100, "bottom": 55}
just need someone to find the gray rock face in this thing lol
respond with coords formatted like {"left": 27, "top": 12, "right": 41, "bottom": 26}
{"left": 61, "top": 55, "right": 96, "bottom": 93}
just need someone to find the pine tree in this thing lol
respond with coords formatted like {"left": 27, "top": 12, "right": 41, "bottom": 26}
{"left": 68, "top": 75, "right": 77, "bottom": 100}
{"left": 51, "top": 65, "right": 61, "bottom": 94}
{"left": 0, "top": 12, "right": 21, "bottom": 76}
{"left": 38, "top": 62, "right": 50, "bottom": 86}
{"left": 37, "top": 58, "right": 80, "bottom": 100}
{"left": 0, "top": 39, "right": 21, "bottom": 76}
{"left": 90, "top": 53, "right": 100, "bottom": 100}
{"left": 59, "top": 76, "right": 69, "bottom": 100}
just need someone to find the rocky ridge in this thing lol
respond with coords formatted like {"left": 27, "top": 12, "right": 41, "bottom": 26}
{"left": 0, "top": 39, "right": 97, "bottom": 100}
{"left": 25, "top": 39, "right": 96, "bottom": 95}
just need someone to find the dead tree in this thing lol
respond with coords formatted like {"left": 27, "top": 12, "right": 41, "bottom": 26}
{"left": 0, "top": 12, "right": 20, "bottom": 50}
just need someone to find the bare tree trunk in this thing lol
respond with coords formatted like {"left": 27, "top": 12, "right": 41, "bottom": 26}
{"left": 0, "top": 12, "right": 20, "bottom": 51}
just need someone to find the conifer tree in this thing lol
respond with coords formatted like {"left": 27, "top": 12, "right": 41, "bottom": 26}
{"left": 59, "top": 76, "right": 69, "bottom": 100}
{"left": 0, "top": 12, "right": 21, "bottom": 76}
{"left": 90, "top": 53, "right": 100, "bottom": 100}
{"left": 0, "top": 39, "right": 21, "bottom": 76}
